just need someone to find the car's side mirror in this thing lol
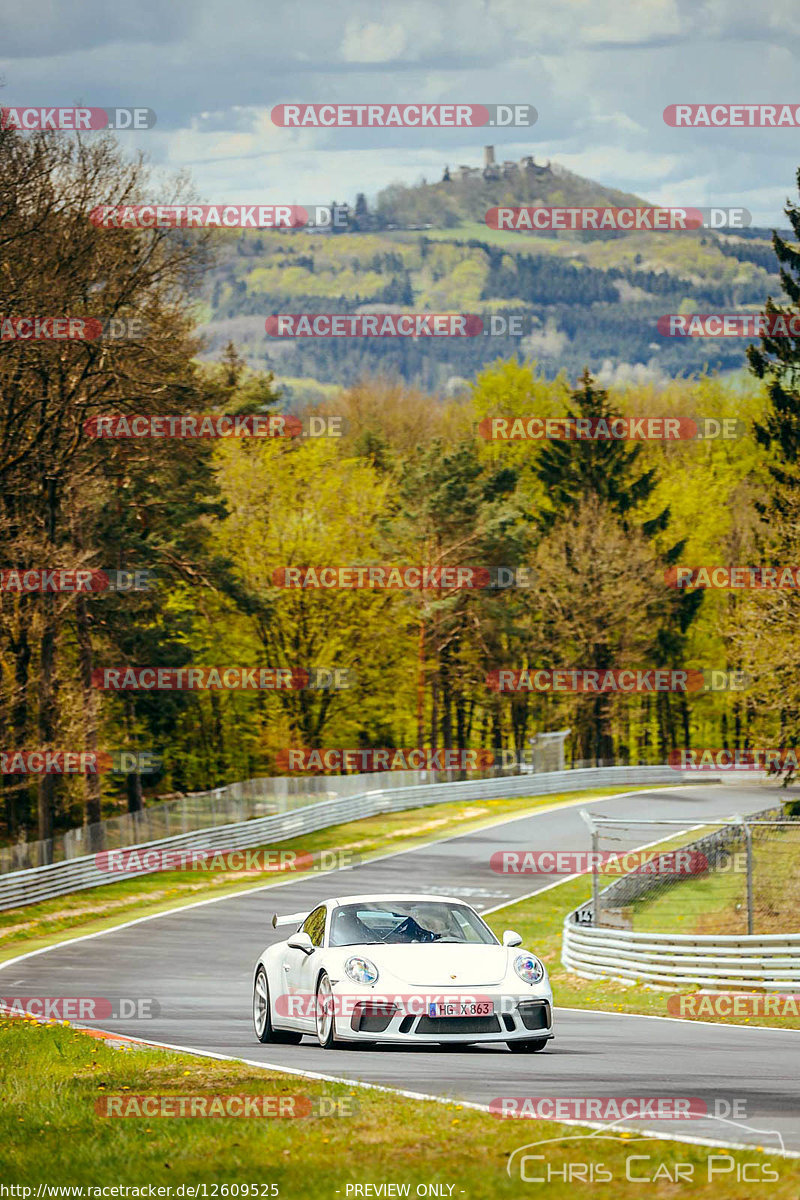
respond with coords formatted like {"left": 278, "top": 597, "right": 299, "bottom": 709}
{"left": 503, "top": 930, "right": 523, "bottom": 947}
{"left": 287, "top": 930, "right": 315, "bottom": 954}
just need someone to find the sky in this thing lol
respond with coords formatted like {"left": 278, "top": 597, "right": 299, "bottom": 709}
{"left": 2, "top": 0, "right": 800, "bottom": 225}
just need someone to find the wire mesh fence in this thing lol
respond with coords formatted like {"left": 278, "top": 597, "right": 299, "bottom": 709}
{"left": 0, "top": 775, "right": 337, "bottom": 873}
{"left": 0, "top": 730, "right": 582, "bottom": 873}
{"left": 579, "top": 806, "right": 800, "bottom": 936}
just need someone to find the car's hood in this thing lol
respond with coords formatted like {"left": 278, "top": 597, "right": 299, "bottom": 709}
{"left": 363, "top": 943, "right": 510, "bottom": 987}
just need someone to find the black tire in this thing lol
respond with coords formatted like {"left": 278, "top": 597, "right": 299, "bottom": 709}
{"left": 315, "top": 970, "right": 337, "bottom": 1049}
{"left": 253, "top": 966, "right": 302, "bottom": 1045}
{"left": 507, "top": 1037, "right": 549, "bottom": 1053}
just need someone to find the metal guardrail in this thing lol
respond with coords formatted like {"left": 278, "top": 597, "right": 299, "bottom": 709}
{"left": 0, "top": 764, "right": 677, "bottom": 912}
{"left": 0, "top": 770, "right": 431, "bottom": 873}
{"left": 0, "top": 746, "right": 632, "bottom": 874}
{"left": 562, "top": 806, "right": 800, "bottom": 988}
{"left": 561, "top": 922, "right": 800, "bottom": 989}
{"left": 591, "top": 805, "right": 785, "bottom": 912}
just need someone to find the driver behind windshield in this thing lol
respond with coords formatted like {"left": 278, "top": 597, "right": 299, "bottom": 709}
{"left": 329, "top": 902, "right": 478, "bottom": 946}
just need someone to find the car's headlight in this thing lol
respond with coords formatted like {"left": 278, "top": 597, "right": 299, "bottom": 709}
{"left": 345, "top": 955, "right": 379, "bottom": 985}
{"left": 514, "top": 953, "right": 545, "bottom": 984}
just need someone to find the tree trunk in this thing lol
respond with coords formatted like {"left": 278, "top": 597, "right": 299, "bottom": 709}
{"left": 430, "top": 671, "right": 439, "bottom": 759}
{"left": 125, "top": 694, "right": 143, "bottom": 813}
{"left": 37, "top": 594, "right": 57, "bottom": 848}
{"left": 4, "top": 619, "right": 32, "bottom": 836}
{"left": 415, "top": 619, "right": 425, "bottom": 748}
{"left": 75, "top": 592, "right": 102, "bottom": 828}
{"left": 440, "top": 641, "right": 453, "bottom": 750}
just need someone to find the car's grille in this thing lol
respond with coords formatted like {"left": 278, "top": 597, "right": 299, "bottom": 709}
{"left": 415, "top": 1015, "right": 501, "bottom": 1034}
{"left": 518, "top": 1001, "right": 551, "bottom": 1031}
{"left": 351, "top": 1003, "right": 396, "bottom": 1034}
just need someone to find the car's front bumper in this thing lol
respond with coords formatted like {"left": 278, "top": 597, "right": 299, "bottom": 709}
{"left": 329, "top": 984, "right": 554, "bottom": 1043}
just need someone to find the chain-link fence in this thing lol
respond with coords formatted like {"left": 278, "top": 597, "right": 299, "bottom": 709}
{"left": 1, "top": 730, "right": 582, "bottom": 873}
{"left": 0, "top": 774, "right": 341, "bottom": 873}
{"left": 579, "top": 805, "right": 800, "bottom": 936}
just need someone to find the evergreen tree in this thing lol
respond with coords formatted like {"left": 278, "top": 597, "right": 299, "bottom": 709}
{"left": 352, "top": 193, "right": 370, "bottom": 231}
{"left": 748, "top": 168, "right": 800, "bottom": 518}
{"left": 742, "top": 170, "right": 800, "bottom": 752}
{"left": 533, "top": 370, "right": 700, "bottom": 762}
{"left": 535, "top": 369, "right": 665, "bottom": 532}
{"left": 387, "top": 439, "right": 522, "bottom": 755}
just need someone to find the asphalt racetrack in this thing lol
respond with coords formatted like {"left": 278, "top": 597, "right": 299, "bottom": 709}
{"left": 3, "top": 782, "right": 798, "bottom": 1154}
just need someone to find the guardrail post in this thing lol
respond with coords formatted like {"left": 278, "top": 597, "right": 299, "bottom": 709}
{"left": 733, "top": 812, "right": 754, "bottom": 935}
{"left": 744, "top": 819, "right": 754, "bottom": 935}
{"left": 579, "top": 809, "right": 600, "bottom": 925}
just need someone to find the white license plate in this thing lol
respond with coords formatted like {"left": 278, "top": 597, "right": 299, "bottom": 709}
{"left": 428, "top": 1001, "right": 494, "bottom": 1017}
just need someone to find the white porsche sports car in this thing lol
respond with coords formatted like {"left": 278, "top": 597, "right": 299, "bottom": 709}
{"left": 252, "top": 892, "right": 554, "bottom": 1051}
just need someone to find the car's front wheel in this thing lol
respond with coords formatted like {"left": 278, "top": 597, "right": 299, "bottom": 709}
{"left": 507, "top": 1037, "right": 549, "bottom": 1053}
{"left": 253, "top": 966, "right": 302, "bottom": 1045}
{"left": 315, "top": 971, "right": 337, "bottom": 1049}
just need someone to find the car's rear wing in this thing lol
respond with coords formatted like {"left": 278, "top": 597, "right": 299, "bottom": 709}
{"left": 271, "top": 911, "right": 308, "bottom": 929}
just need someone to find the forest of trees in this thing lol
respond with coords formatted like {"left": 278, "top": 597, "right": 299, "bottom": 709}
{"left": 202, "top": 223, "right": 780, "bottom": 384}
{"left": 2, "top": 122, "right": 800, "bottom": 847}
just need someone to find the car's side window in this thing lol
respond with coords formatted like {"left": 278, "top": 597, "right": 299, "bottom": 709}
{"left": 302, "top": 905, "right": 326, "bottom": 948}
{"left": 452, "top": 909, "right": 483, "bottom": 942}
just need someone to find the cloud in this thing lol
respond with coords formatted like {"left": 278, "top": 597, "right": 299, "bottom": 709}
{"left": 1, "top": 0, "right": 798, "bottom": 223}
{"left": 340, "top": 21, "right": 410, "bottom": 63}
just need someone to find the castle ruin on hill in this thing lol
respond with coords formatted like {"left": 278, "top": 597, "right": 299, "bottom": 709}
{"left": 442, "top": 145, "right": 564, "bottom": 184}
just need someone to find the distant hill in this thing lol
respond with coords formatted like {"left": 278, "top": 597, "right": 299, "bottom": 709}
{"left": 195, "top": 150, "right": 786, "bottom": 392}
{"left": 373, "top": 151, "right": 646, "bottom": 229}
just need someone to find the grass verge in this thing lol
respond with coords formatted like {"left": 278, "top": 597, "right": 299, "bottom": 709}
{"left": 633, "top": 822, "right": 800, "bottom": 936}
{"left": 483, "top": 875, "right": 800, "bottom": 1031}
{"left": 1, "top": 1016, "right": 795, "bottom": 1195}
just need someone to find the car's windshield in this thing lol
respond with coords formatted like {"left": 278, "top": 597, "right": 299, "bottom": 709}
{"left": 329, "top": 901, "right": 497, "bottom": 947}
